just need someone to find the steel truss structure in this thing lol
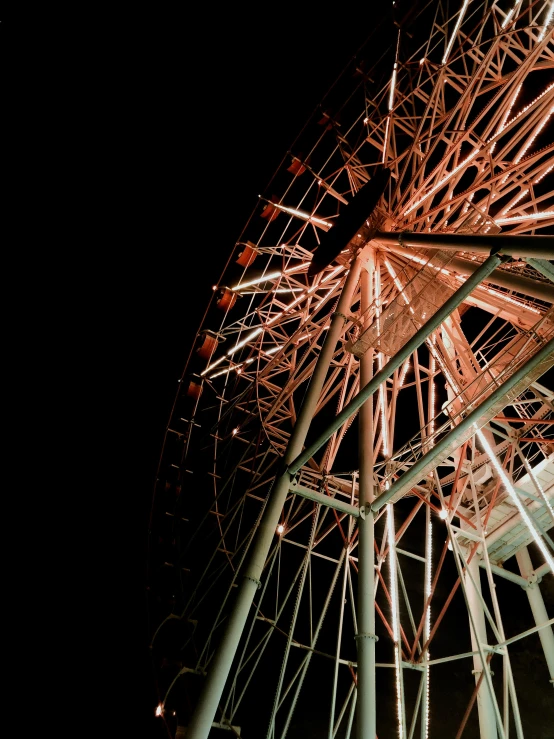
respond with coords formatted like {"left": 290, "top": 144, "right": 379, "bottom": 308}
{"left": 148, "top": 2, "right": 554, "bottom": 738}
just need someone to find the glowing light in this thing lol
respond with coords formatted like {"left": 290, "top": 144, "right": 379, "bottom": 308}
{"left": 231, "top": 271, "right": 282, "bottom": 290}
{"left": 383, "top": 117, "right": 391, "bottom": 164}
{"left": 501, "top": 0, "right": 522, "bottom": 28}
{"left": 495, "top": 211, "right": 554, "bottom": 224}
{"left": 232, "top": 427, "right": 239, "bottom": 435}
{"left": 388, "top": 62, "right": 398, "bottom": 111}
{"left": 429, "top": 337, "right": 436, "bottom": 440}
{"left": 200, "top": 355, "right": 225, "bottom": 377}
{"left": 478, "top": 284, "right": 541, "bottom": 314}
{"left": 500, "top": 188, "right": 529, "bottom": 216}
{"left": 513, "top": 107, "right": 553, "bottom": 164}
{"left": 423, "top": 517, "right": 432, "bottom": 739}
{"left": 265, "top": 201, "right": 333, "bottom": 230}
{"left": 527, "top": 462, "right": 554, "bottom": 521}
{"left": 276, "top": 524, "right": 285, "bottom": 535}
{"left": 475, "top": 428, "right": 554, "bottom": 572}
{"left": 404, "top": 148, "right": 480, "bottom": 215}
{"left": 227, "top": 328, "right": 263, "bottom": 357}
{"left": 442, "top": 0, "right": 471, "bottom": 65}
{"left": 419, "top": 58, "right": 425, "bottom": 65}
{"left": 209, "top": 357, "right": 255, "bottom": 379}
{"left": 534, "top": 163, "right": 553, "bottom": 183}
{"left": 494, "top": 84, "right": 522, "bottom": 156}
{"left": 496, "top": 83, "right": 554, "bottom": 137}
{"left": 439, "top": 508, "right": 448, "bottom": 520}
{"left": 399, "top": 358, "right": 411, "bottom": 387}
{"left": 447, "top": 539, "right": 453, "bottom": 551}
{"left": 155, "top": 704, "right": 163, "bottom": 717}
{"left": 537, "top": 1, "right": 554, "bottom": 41}
{"left": 376, "top": 267, "right": 389, "bottom": 457}
{"left": 387, "top": 503, "right": 404, "bottom": 739}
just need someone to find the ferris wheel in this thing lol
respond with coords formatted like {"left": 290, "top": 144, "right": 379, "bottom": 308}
{"left": 148, "top": 2, "right": 554, "bottom": 738}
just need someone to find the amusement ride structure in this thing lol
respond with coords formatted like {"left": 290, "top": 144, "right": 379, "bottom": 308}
{"left": 148, "top": 2, "right": 554, "bottom": 737}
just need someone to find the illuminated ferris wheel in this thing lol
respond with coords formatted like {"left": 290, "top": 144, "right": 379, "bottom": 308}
{"left": 148, "top": 2, "right": 554, "bottom": 737}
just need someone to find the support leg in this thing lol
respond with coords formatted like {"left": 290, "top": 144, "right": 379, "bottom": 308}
{"left": 516, "top": 546, "right": 554, "bottom": 685}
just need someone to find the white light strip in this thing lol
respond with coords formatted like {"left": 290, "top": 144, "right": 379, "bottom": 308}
{"left": 501, "top": 0, "right": 522, "bottom": 28}
{"left": 534, "top": 163, "right": 553, "bottom": 184}
{"left": 499, "top": 188, "right": 529, "bottom": 215}
{"left": 209, "top": 357, "right": 255, "bottom": 379}
{"left": 383, "top": 117, "right": 391, "bottom": 165}
{"left": 442, "top": 0, "right": 471, "bottom": 65}
{"left": 200, "top": 355, "right": 225, "bottom": 376}
{"left": 475, "top": 428, "right": 554, "bottom": 572}
{"left": 429, "top": 338, "right": 436, "bottom": 440}
{"left": 399, "top": 358, "right": 411, "bottom": 387}
{"left": 497, "top": 82, "right": 554, "bottom": 135}
{"left": 526, "top": 461, "right": 554, "bottom": 520}
{"left": 231, "top": 271, "right": 282, "bottom": 290}
{"left": 404, "top": 148, "right": 480, "bottom": 216}
{"left": 538, "top": 0, "right": 554, "bottom": 41}
{"left": 424, "top": 517, "right": 432, "bottom": 739}
{"left": 376, "top": 267, "right": 389, "bottom": 457}
{"left": 495, "top": 210, "right": 554, "bottom": 224}
{"left": 268, "top": 202, "right": 333, "bottom": 230}
{"left": 389, "top": 62, "right": 398, "bottom": 111}
{"left": 491, "top": 83, "right": 522, "bottom": 154}
{"left": 513, "top": 107, "right": 553, "bottom": 164}
{"left": 226, "top": 327, "right": 263, "bottom": 357}
{"left": 387, "top": 503, "right": 404, "bottom": 739}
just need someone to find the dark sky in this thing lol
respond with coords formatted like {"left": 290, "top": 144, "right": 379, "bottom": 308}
{"left": 112, "top": 10, "right": 553, "bottom": 738}
{"left": 127, "top": 10, "right": 378, "bottom": 738}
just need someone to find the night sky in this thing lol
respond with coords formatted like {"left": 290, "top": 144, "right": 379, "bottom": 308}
{"left": 106, "top": 9, "right": 554, "bottom": 738}
{"left": 130, "top": 10, "right": 377, "bottom": 738}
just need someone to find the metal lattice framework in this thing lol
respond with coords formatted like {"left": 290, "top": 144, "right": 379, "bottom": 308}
{"left": 148, "top": 3, "right": 554, "bottom": 738}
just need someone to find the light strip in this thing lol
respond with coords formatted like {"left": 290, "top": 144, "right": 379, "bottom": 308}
{"left": 490, "top": 83, "right": 522, "bottom": 155}
{"left": 526, "top": 461, "right": 554, "bottom": 521}
{"left": 388, "top": 62, "right": 398, "bottom": 111}
{"left": 226, "top": 327, "right": 263, "bottom": 357}
{"left": 266, "top": 202, "right": 333, "bottom": 230}
{"left": 429, "top": 338, "right": 436, "bottom": 440}
{"left": 200, "top": 355, "right": 225, "bottom": 376}
{"left": 209, "top": 357, "right": 255, "bottom": 379}
{"left": 495, "top": 210, "right": 553, "bottom": 224}
{"left": 376, "top": 267, "right": 389, "bottom": 457}
{"left": 442, "top": 0, "right": 471, "bottom": 65}
{"left": 534, "top": 163, "right": 553, "bottom": 184}
{"left": 475, "top": 428, "right": 554, "bottom": 572}
{"left": 496, "top": 82, "right": 554, "bottom": 135}
{"left": 537, "top": 0, "right": 554, "bottom": 41}
{"left": 231, "top": 271, "right": 282, "bottom": 290}
{"left": 501, "top": 0, "right": 522, "bottom": 28}
{"left": 404, "top": 148, "right": 480, "bottom": 216}
{"left": 399, "top": 358, "right": 411, "bottom": 387}
{"left": 499, "top": 188, "right": 529, "bottom": 215}
{"left": 387, "top": 503, "right": 405, "bottom": 739}
{"left": 513, "top": 107, "right": 553, "bottom": 165}
{"left": 424, "top": 517, "right": 432, "bottom": 739}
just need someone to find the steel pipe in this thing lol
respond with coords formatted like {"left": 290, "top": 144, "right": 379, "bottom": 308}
{"left": 374, "top": 231, "right": 554, "bottom": 259}
{"left": 289, "top": 252, "right": 504, "bottom": 476}
{"left": 372, "top": 335, "right": 554, "bottom": 512}
{"left": 187, "top": 258, "right": 363, "bottom": 739}
{"left": 383, "top": 241, "right": 554, "bottom": 304}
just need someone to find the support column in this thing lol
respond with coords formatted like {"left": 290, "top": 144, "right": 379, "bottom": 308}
{"left": 516, "top": 546, "right": 554, "bottom": 685}
{"left": 465, "top": 556, "right": 498, "bottom": 739}
{"left": 356, "top": 255, "right": 377, "bottom": 738}
{"left": 187, "top": 258, "right": 363, "bottom": 739}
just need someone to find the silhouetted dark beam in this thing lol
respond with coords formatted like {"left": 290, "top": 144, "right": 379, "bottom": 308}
{"left": 374, "top": 231, "right": 554, "bottom": 258}
{"left": 308, "top": 167, "right": 391, "bottom": 275}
